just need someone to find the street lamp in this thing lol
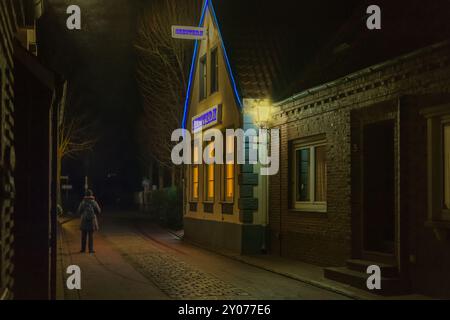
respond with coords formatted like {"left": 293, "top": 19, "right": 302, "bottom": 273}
{"left": 248, "top": 99, "right": 273, "bottom": 128}
{"left": 243, "top": 99, "right": 274, "bottom": 254}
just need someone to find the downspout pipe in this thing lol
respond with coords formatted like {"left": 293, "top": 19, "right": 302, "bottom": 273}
{"left": 33, "top": 0, "right": 44, "bottom": 19}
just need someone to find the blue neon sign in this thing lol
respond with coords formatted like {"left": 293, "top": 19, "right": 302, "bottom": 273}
{"left": 176, "top": 29, "right": 203, "bottom": 36}
{"left": 192, "top": 105, "right": 221, "bottom": 133}
{"left": 172, "top": 26, "right": 207, "bottom": 40}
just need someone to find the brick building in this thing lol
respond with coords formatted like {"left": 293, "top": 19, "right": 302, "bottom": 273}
{"left": 267, "top": 1, "right": 450, "bottom": 297}
{"left": 269, "top": 42, "right": 450, "bottom": 297}
{"left": 1, "top": 0, "right": 61, "bottom": 300}
{"left": 182, "top": 0, "right": 354, "bottom": 254}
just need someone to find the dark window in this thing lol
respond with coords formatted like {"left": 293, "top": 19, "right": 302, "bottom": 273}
{"left": 222, "top": 203, "right": 234, "bottom": 215}
{"left": 199, "top": 55, "right": 207, "bottom": 100}
{"left": 189, "top": 202, "right": 198, "bottom": 212}
{"left": 210, "top": 48, "right": 218, "bottom": 93}
{"left": 204, "top": 203, "right": 214, "bottom": 213}
{"left": 296, "top": 148, "right": 310, "bottom": 202}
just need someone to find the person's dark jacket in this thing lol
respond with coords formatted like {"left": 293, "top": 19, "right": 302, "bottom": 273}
{"left": 77, "top": 196, "right": 101, "bottom": 232}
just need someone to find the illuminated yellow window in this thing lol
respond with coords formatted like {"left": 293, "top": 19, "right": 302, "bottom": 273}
{"left": 224, "top": 136, "right": 235, "bottom": 201}
{"left": 193, "top": 144, "right": 199, "bottom": 163}
{"left": 192, "top": 167, "right": 199, "bottom": 200}
{"left": 192, "top": 144, "right": 199, "bottom": 201}
{"left": 225, "top": 164, "right": 234, "bottom": 200}
{"left": 206, "top": 143, "right": 215, "bottom": 201}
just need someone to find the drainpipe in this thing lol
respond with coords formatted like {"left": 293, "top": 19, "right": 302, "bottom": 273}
{"left": 34, "top": 0, "right": 44, "bottom": 19}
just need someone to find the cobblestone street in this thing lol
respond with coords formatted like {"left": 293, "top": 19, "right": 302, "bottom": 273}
{"left": 57, "top": 212, "right": 350, "bottom": 300}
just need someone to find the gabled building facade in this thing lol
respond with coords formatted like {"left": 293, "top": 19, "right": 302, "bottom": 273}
{"left": 182, "top": 0, "right": 350, "bottom": 254}
{"left": 182, "top": 0, "right": 267, "bottom": 254}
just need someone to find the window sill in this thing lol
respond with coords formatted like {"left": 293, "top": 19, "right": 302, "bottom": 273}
{"left": 289, "top": 209, "right": 328, "bottom": 217}
{"left": 292, "top": 203, "right": 327, "bottom": 213}
{"left": 425, "top": 220, "right": 450, "bottom": 240}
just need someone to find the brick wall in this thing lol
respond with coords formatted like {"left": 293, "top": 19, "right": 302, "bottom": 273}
{"left": 269, "top": 41, "right": 450, "bottom": 274}
{"left": 270, "top": 106, "right": 352, "bottom": 266}
{"left": 0, "top": 0, "right": 19, "bottom": 300}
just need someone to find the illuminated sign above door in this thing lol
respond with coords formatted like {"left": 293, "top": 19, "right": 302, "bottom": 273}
{"left": 192, "top": 105, "right": 222, "bottom": 133}
{"left": 172, "top": 26, "right": 207, "bottom": 40}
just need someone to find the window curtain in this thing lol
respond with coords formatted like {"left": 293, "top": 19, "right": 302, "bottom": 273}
{"left": 315, "top": 146, "right": 327, "bottom": 202}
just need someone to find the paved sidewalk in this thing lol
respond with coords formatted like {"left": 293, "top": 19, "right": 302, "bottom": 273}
{"left": 57, "top": 215, "right": 168, "bottom": 300}
{"left": 205, "top": 252, "right": 431, "bottom": 300}
{"left": 211, "top": 251, "right": 377, "bottom": 300}
{"left": 173, "top": 231, "right": 431, "bottom": 300}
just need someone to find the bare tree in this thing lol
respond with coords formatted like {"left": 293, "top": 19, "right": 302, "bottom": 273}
{"left": 135, "top": 0, "right": 201, "bottom": 186}
{"left": 57, "top": 82, "right": 97, "bottom": 205}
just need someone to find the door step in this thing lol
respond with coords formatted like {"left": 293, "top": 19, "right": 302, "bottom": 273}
{"left": 324, "top": 260, "right": 408, "bottom": 296}
{"left": 346, "top": 259, "right": 398, "bottom": 278}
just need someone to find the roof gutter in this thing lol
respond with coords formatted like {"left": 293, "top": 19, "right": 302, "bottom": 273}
{"left": 274, "top": 40, "right": 450, "bottom": 108}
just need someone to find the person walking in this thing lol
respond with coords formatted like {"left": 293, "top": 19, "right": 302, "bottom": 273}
{"left": 77, "top": 189, "right": 101, "bottom": 253}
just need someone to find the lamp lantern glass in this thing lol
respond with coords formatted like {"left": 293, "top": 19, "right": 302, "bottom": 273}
{"left": 255, "top": 103, "right": 272, "bottom": 127}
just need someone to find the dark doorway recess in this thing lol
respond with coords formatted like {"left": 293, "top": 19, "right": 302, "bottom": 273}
{"left": 362, "top": 120, "right": 395, "bottom": 255}
{"left": 13, "top": 44, "right": 59, "bottom": 300}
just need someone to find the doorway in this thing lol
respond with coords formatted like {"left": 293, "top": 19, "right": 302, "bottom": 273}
{"left": 362, "top": 120, "right": 395, "bottom": 255}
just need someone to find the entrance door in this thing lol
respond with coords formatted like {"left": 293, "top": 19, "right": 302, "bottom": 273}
{"left": 362, "top": 120, "right": 395, "bottom": 255}
{"left": 13, "top": 45, "right": 57, "bottom": 299}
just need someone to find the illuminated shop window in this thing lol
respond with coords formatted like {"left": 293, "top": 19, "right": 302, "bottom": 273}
{"left": 225, "top": 164, "right": 234, "bottom": 200}
{"left": 192, "top": 144, "right": 199, "bottom": 201}
{"left": 291, "top": 138, "right": 327, "bottom": 212}
{"left": 192, "top": 167, "right": 199, "bottom": 200}
{"left": 205, "top": 142, "right": 215, "bottom": 201}
{"left": 210, "top": 48, "right": 218, "bottom": 94}
{"left": 224, "top": 136, "right": 234, "bottom": 201}
{"left": 444, "top": 125, "right": 450, "bottom": 210}
{"left": 199, "top": 54, "right": 207, "bottom": 101}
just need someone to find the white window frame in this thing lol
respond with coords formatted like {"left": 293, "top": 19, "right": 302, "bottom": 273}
{"left": 422, "top": 104, "right": 450, "bottom": 223}
{"left": 291, "top": 137, "right": 327, "bottom": 213}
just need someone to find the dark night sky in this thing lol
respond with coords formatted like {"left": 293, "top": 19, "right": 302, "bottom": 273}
{"left": 36, "top": 0, "right": 382, "bottom": 201}
{"left": 36, "top": 0, "right": 368, "bottom": 201}
{"left": 38, "top": 0, "right": 146, "bottom": 199}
